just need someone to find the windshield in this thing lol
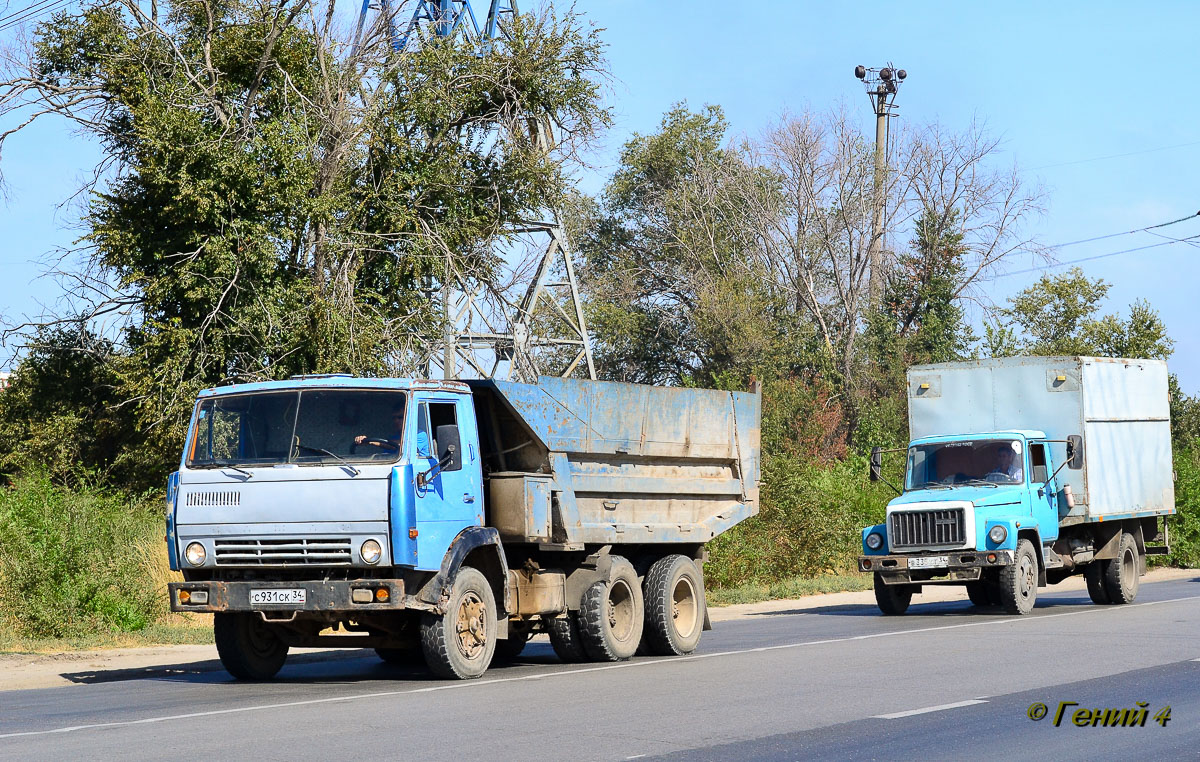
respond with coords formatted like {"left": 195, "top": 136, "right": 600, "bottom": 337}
{"left": 906, "top": 438, "right": 1025, "bottom": 489}
{"left": 186, "top": 389, "right": 407, "bottom": 468}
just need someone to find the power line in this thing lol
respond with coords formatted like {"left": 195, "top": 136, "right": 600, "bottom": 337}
{"left": 1048, "top": 211, "right": 1200, "bottom": 249}
{"left": 986, "top": 211, "right": 1200, "bottom": 281}
{"left": 1031, "top": 139, "right": 1200, "bottom": 171}
{"left": 0, "top": 0, "right": 71, "bottom": 32}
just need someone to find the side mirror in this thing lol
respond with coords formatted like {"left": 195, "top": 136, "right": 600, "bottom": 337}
{"left": 436, "top": 424, "right": 462, "bottom": 471}
{"left": 869, "top": 447, "right": 882, "bottom": 482}
{"left": 1067, "top": 435, "right": 1084, "bottom": 470}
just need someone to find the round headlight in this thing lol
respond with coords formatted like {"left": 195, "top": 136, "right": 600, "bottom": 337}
{"left": 866, "top": 532, "right": 884, "bottom": 550}
{"left": 184, "top": 542, "right": 206, "bottom": 567}
{"left": 988, "top": 525, "right": 1008, "bottom": 544}
{"left": 361, "top": 539, "right": 382, "bottom": 565}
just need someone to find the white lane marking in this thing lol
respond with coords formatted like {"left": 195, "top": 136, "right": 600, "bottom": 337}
{"left": 874, "top": 699, "right": 988, "bottom": 719}
{"left": 3, "top": 593, "right": 1199, "bottom": 741}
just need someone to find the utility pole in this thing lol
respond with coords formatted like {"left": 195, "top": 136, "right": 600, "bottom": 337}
{"left": 352, "top": 0, "right": 595, "bottom": 383}
{"left": 854, "top": 64, "right": 907, "bottom": 310}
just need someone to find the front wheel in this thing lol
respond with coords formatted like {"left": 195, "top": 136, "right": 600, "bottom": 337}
{"left": 873, "top": 574, "right": 912, "bottom": 615}
{"left": 420, "top": 567, "right": 497, "bottom": 679}
{"left": 1085, "top": 560, "right": 1111, "bottom": 604}
{"left": 999, "top": 539, "right": 1038, "bottom": 615}
{"left": 214, "top": 612, "right": 289, "bottom": 681}
{"left": 965, "top": 580, "right": 1001, "bottom": 608}
{"left": 1103, "top": 532, "right": 1141, "bottom": 604}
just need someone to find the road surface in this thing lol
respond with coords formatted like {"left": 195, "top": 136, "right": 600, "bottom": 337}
{"left": 3, "top": 575, "right": 1200, "bottom": 760}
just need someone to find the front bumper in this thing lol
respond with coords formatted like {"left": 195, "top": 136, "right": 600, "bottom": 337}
{"left": 859, "top": 550, "right": 1014, "bottom": 585}
{"left": 168, "top": 579, "right": 413, "bottom": 614}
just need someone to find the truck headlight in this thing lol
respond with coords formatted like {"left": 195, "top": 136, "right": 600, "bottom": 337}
{"left": 988, "top": 525, "right": 1008, "bottom": 544}
{"left": 866, "top": 532, "right": 884, "bottom": 550}
{"left": 184, "top": 542, "right": 206, "bottom": 566}
{"left": 361, "top": 539, "right": 382, "bottom": 565}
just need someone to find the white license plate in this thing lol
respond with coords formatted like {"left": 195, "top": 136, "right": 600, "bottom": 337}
{"left": 250, "top": 589, "right": 306, "bottom": 606}
{"left": 908, "top": 555, "right": 949, "bottom": 570}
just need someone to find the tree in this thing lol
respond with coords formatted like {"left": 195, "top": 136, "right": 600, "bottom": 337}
{"left": 0, "top": 0, "right": 610, "bottom": 484}
{"left": 997, "top": 267, "right": 1173, "bottom": 360}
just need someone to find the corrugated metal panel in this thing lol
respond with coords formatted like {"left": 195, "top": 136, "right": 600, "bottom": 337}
{"left": 906, "top": 357, "right": 1173, "bottom": 521}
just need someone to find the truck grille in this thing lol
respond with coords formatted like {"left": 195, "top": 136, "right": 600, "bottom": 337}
{"left": 889, "top": 508, "right": 966, "bottom": 549}
{"left": 214, "top": 538, "right": 352, "bottom": 566}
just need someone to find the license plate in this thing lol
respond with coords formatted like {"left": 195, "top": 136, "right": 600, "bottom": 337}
{"left": 909, "top": 555, "right": 949, "bottom": 570}
{"left": 250, "top": 589, "right": 306, "bottom": 606}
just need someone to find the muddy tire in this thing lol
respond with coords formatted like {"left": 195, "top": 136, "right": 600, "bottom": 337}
{"left": 214, "top": 612, "right": 289, "bottom": 681}
{"left": 873, "top": 574, "right": 912, "bottom": 616}
{"left": 643, "top": 555, "right": 705, "bottom": 655}
{"left": 1085, "top": 560, "right": 1111, "bottom": 605}
{"left": 546, "top": 613, "right": 587, "bottom": 663}
{"left": 420, "top": 567, "right": 497, "bottom": 680}
{"left": 1103, "top": 533, "right": 1140, "bottom": 604}
{"left": 999, "top": 538, "right": 1038, "bottom": 615}
{"left": 579, "top": 557, "right": 644, "bottom": 661}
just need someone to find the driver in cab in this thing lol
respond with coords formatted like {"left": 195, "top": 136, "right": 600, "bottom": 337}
{"left": 989, "top": 443, "right": 1024, "bottom": 483}
{"left": 354, "top": 404, "right": 405, "bottom": 452}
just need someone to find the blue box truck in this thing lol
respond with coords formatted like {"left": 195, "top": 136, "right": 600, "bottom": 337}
{"left": 859, "top": 357, "right": 1174, "bottom": 615}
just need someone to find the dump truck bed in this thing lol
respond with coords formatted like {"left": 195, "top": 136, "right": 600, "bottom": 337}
{"left": 907, "top": 356, "right": 1174, "bottom": 524}
{"left": 466, "top": 377, "right": 761, "bottom": 545}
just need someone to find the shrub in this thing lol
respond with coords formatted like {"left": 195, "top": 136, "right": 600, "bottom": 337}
{"left": 0, "top": 474, "right": 165, "bottom": 638}
{"left": 706, "top": 454, "right": 894, "bottom": 588}
{"left": 1169, "top": 446, "right": 1200, "bottom": 567}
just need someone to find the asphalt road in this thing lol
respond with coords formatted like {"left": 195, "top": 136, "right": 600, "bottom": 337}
{"left": 4, "top": 576, "right": 1200, "bottom": 761}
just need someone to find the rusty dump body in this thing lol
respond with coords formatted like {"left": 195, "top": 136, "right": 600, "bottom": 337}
{"left": 468, "top": 376, "right": 762, "bottom": 547}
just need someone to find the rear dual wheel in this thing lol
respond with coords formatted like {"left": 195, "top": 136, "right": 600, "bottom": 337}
{"left": 642, "top": 555, "right": 705, "bottom": 656}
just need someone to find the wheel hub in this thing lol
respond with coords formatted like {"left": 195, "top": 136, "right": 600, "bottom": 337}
{"left": 454, "top": 592, "right": 487, "bottom": 660}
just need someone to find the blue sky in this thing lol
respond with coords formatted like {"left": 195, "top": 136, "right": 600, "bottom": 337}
{"left": 2, "top": 1, "right": 1199, "bottom": 390}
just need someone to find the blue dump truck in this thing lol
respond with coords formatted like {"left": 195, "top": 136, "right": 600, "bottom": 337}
{"left": 166, "top": 375, "right": 760, "bottom": 679}
{"left": 859, "top": 356, "right": 1174, "bottom": 616}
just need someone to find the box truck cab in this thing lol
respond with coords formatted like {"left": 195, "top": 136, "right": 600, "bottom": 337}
{"left": 859, "top": 357, "right": 1173, "bottom": 616}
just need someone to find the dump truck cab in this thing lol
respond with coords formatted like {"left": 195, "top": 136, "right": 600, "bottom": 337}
{"left": 166, "top": 374, "right": 762, "bottom": 681}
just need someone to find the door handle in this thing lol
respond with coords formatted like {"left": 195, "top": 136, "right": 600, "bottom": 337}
{"left": 463, "top": 493, "right": 475, "bottom": 503}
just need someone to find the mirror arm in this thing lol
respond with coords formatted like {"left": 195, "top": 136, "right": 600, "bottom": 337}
{"left": 416, "top": 445, "right": 456, "bottom": 488}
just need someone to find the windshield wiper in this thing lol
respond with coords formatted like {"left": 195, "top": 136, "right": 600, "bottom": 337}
{"left": 959, "top": 479, "right": 998, "bottom": 488}
{"left": 294, "top": 443, "right": 361, "bottom": 476}
{"left": 214, "top": 462, "right": 253, "bottom": 478}
{"left": 912, "top": 481, "right": 951, "bottom": 490}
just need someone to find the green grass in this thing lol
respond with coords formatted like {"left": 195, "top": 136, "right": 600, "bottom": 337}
{"left": 0, "top": 617, "right": 213, "bottom": 654}
{"left": 708, "top": 573, "right": 872, "bottom": 606}
{"left": 0, "top": 473, "right": 173, "bottom": 640}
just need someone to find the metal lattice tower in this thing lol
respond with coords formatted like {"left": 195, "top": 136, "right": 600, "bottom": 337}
{"left": 352, "top": 0, "right": 596, "bottom": 382}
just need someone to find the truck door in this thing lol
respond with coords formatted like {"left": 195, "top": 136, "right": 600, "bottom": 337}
{"left": 1028, "top": 442, "right": 1059, "bottom": 541}
{"left": 410, "top": 395, "right": 484, "bottom": 569}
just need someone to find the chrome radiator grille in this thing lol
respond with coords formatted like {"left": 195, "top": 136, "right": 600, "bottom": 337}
{"left": 889, "top": 508, "right": 966, "bottom": 549}
{"left": 214, "top": 537, "right": 352, "bottom": 566}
